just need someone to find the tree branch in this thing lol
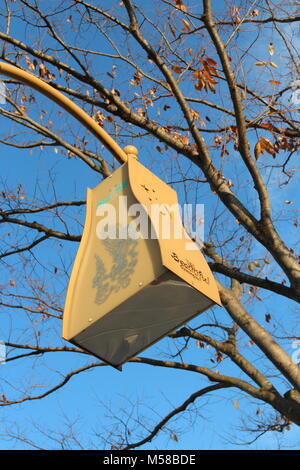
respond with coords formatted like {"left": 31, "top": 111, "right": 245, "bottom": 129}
{"left": 0, "top": 362, "right": 106, "bottom": 406}
{"left": 123, "top": 383, "right": 231, "bottom": 450}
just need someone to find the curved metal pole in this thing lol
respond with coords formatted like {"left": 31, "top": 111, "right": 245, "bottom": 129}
{"left": 0, "top": 62, "right": 128, "bottom": 164}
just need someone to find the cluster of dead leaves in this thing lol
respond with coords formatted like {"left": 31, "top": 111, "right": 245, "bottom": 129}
{"left": 254, "top": 137, "right": 276, "bottom": 160}
{"left": 255, "top": 60, "right": 278, "bottom": 69}
{"left": 94, "top": 111, "right": 105, "bottom": 127}
{"left": 1, "top": 185, "right": 25, "bottom": 202}
{"left": 130, "top": 71, "right": 143, "bottom": 87}
{"left": 171, "top": 0, "right": 187, "bottom": 13}
{"left": 0, "top": 393, "right": 7, "bottom": 403}
{"left": 24, "top": 55, "right": 37, "bottom": 71}
{"left": 94, "top": 110, "right": 114, "bottom": 127}
{"left": 254, "top": 134, "right": 299, "bottom": 160}
{"left": 233, "top": 6, "right": 259, "bottom": 23}
{"left": 214, "top": 126, "right": 239, "bottom": 157}
{"left": 39, "top": 63, "right": 56, "bottom": 81}
{"left": 22, "top": 55, "right": 57, "bottom": 81}
{"left": 193, "top": 58, "right": 219, "bottom": 93}
{"left": 191, "top": 109, "right": 206, "bottom": 127}
{"left": 215, "top": 350, "right": 225, "bottom": 363}
{"left": 159, "top": 126, "right": 189, "bottom": 146}
{"left": 274, "top": 135, "right": 299, "bottom": 153}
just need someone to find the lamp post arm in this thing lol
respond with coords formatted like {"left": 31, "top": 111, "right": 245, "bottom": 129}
{"left": 0, "top": 62, "right": 128, "bottom": 164}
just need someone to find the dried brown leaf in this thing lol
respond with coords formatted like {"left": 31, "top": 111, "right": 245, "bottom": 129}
{"left": 206, "top": 57, "right": 218, "bottom": 67}
{"left": 180, "top": 18, "right": 190, "bottom": 32}
{"left": 171, "top": 65, "right": 182, "bottom": 74}
{"left": 254, "top": 141, "right": 262, "bottom": 160}
{"left": 169, "top": 24, "right": 176, "bottom": 38}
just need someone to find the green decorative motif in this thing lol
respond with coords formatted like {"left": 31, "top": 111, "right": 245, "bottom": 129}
{"left": 92, "top": 236, "right": 138, "bottom": 305}
{"left": 97, "top": 180, "right": 129, "bottom": 207}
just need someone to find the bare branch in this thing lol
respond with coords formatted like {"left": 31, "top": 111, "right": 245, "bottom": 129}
{"left": 0, "top": 362, "right": 106, "bottom": 406}
{"left": 0, "top": 214, "right": 81, "bottom": 241}
{"left": 123, "top": 383, "right": 231, "bottom": 450}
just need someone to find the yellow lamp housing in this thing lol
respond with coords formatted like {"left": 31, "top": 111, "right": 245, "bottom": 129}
{"left": 62, "top": 156, "right": 221, "bottom": 368}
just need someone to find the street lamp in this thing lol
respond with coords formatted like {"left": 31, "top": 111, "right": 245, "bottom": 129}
{"left": 0, "top": 62, "right": 221, "bottom": 369}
